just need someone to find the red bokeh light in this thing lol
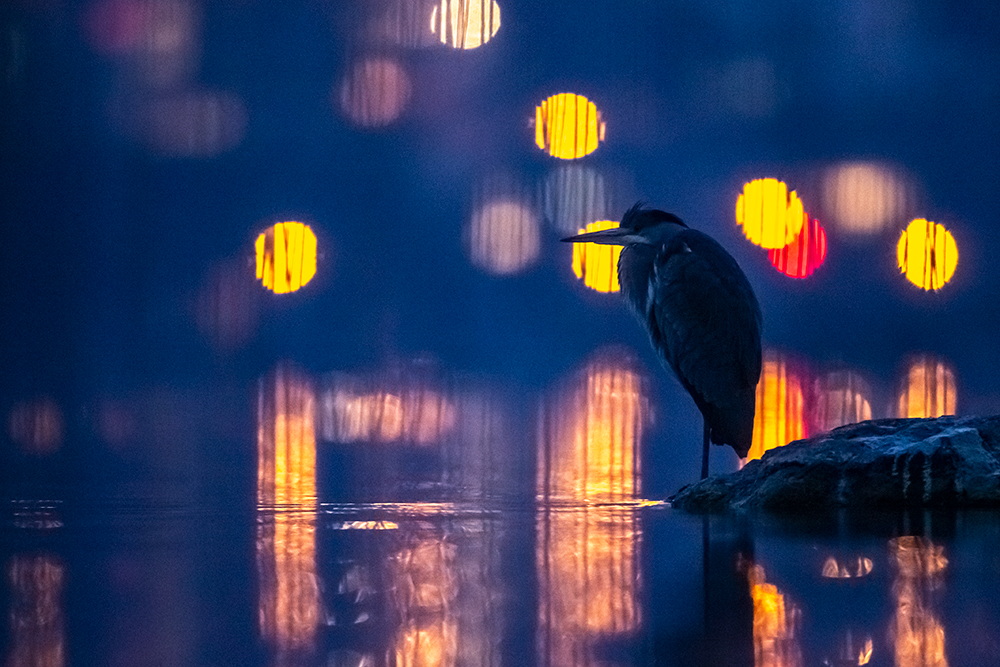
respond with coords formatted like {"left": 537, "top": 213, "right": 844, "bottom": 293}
{"left": 768, "top": 214, "right": 828, "bottom": 279}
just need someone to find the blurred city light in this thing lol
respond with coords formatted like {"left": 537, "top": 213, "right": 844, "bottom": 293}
{"left": 320, "top": 379, "right": 458, "bottom": 445}
{"left": 736, "top": 178, "right": 805, "bottom": 249}
{"left": 5, "top": 554, "right": 65, "bottom": 667}
{"left": 569, "top": 220, "right": 621, "bottom": 293}
{"left": 338, "top": 57, "right": 412, "bottom": 128}
{"left": 810, "top": 371, "right": 872, "bottom": 433}
{"left": 430, "top": 0, "right": 501, "bottom": 49}
{"left": 256, "top": 366, "right": 319, "bottom": 664}
{"left": 542, "top": 164, "right": 613, "bottom": 235}
{"left": 255, "top": 221, "right": 318, "bottom": 294}
{"left": 822, "top": 162, "right": 914, "bottom": 235}
{"left": 889, "top": 537, "right": 948, "bottom": 667}
{"left": 767, "top": 215, "right": 827, "bottom": 279}
{"left": 196, "top": 257, "right": 259, "bottom": 352}
{"left": 897, "top": 218, "right": 959, "bottom": 291}
{"left": 895, "top": 355, "right": 957, "bottom": 419}
{"left": 138, "top": 90, "right": 247, "bottom": 157}
{"left": 745, "top": 351, "right": 807, "bottom": 463}
{"left": 466, "top": 173, "right": 541, "bottom": 275}
{"left": 537, "top": 348, "right": 651, "bottom": 502}
{"left": 534, "top": 93, "right": 606, "bottom": 160}
{"left": 747, "top": 563, "right": 803, "bottom": 667}
{"left": 8, "top": 397, "right": 64, "bottom": 455}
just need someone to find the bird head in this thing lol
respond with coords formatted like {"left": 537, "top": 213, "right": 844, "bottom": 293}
{"left": 560, "top": 202, "right": 687, "bottom": 246}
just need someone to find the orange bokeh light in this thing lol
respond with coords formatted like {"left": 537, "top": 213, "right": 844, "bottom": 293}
{"left": 895, "top": 355, "right": 956, "bottom": 419}
{"left": 768, "top": 214, "right": 827, "bottom": 279}
{"left": 255, "top": 221, "right": 318, "bottom": 294}
{"left": 897, "top": 218, "right": 958, "bottom": 291}
{"left": 467, "top": 199, "right": 541, "bottom": 275}
{"left": 570, "top": 220, "right": 621, "bottom": 293}
{"left": 745, "top": 352, "right": 807, "bottom": 463}
{"left": 823, "top": 161, "right": 913, "bottom": 235}
{"left": 736, "top": 178, "right": 805, "bottom": 249}
{"left": 535, "top": 93, "right": 606, "bottom": 160}
{"left": 338, "top": 57, "right": 412, "bottom": 128}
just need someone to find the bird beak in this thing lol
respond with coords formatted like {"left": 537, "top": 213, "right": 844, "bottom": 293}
{"left": 560, "top": 226, "right": 637, "bottom": 246}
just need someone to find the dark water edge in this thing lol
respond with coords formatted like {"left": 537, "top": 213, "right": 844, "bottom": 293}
{"left": 1, "top": 497, "right": 998, "bottom": 667}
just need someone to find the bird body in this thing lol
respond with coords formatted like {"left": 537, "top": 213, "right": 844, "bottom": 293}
{"left": 563, "top": 204, "right": 762, "bottom": 475}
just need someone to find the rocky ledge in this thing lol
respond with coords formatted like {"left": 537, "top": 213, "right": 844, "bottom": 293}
{"left": 671, "top": 415, "right": 1000, "bottom": 512}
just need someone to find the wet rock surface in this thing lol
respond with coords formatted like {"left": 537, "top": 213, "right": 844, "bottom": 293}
{"left": 671, "top": 415, "right": 1000, "bottom": 512}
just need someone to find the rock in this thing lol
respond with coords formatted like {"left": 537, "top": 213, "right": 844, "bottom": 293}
{"left": 671, "top": 415, "right": 1000, "bottom": 512}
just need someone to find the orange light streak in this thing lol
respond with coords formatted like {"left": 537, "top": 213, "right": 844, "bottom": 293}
{"left": 747, "top": 563, "right": 803, "bottom": 667}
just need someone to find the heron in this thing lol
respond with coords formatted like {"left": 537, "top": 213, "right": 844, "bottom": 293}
{"left": 562, "top": 203, "right": 762, "bottom": 479}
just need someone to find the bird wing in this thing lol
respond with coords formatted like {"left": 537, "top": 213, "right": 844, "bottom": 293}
{"left": 647, "top": 230, "right": 762, "bottom": 443}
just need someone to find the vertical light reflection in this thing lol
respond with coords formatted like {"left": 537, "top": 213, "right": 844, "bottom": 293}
{"left": 811, "top": 371, "right": 873, "bottom": 433}
{"left": 7, "top": 398, "right": 64, "bottom": 454}
{"left": 746, "top": 352, "right": 807, "bottom": 463}
{"left": 6, "top": 554, "right": 66, "bottom": 667}
{"left": 536, "top": 349, "right": 649, "bottom": 666}
{"left": 890, "top": 536, "right": 949, "bottom": 667}
{"left": 430, "top": 0, "right": 501, "bottom": 49}
{"left": 895, "top": 355, "right": 957, "bottom": 419}
{"left": 257, "top": 365, "right": 319, "bottom": 665}
{"left": 747, "top": 563, "right": 802, "bottom": 667}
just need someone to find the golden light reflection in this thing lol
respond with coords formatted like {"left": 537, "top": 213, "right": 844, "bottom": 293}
{"left": 6, "top": 554, "right": 66, "bottom": 667}
{"left": 255, "top": 221, "right": 318, "bottom": 294}
{"left": 256, "top": 366, "right": 319, "bottom": 665}
{"left": 745, "top": 352, "right": 807, "bottom": 463}
{"left": 736, "top": 178, "right": 805, "bottom": 249}
{"left": 535, "top": 93, "right": 606, "bottom": 160}
{"left": 823, "top": 162, "right": 913, "bottom": 235}
{"left": 321, "top": 380, "right": 458, "bottom": 445}
{"left": 536, "top": 351, "right": 647, "bottom": 666}
{"left": 821, "top": 556, "right": 874, "bottom": 579}
{"left": 430, "top": 0, "right": 501, "bottom": 49}
{"left": 392, "top": 533, "right": 459, "bottom": 667}
{"left": 890, "top": 536, "right": 949, "bottom": 667}
{"left": 571, "top": 220, "right": 622, "bottom": 293}
{"left": 897, "top": 219, "right": 958, "bottom": 291}
{"left": 467, "top": 178, "right": 542, "bottom": 275}
{"left": 141, "top": 90, "right": 247, "bottom": 157}
{"left": 338, "top": 57, "right": 412, "bottom": 128}
{"left": 8, "top": 397, "right": 64, "bottom": 455}
{"left": 895, "top": 355, "right": 957, "bottom": 419}
{"left": 811, "top": 371, "right": 873, "bottom": 433}
{"left": 747, "top": 563, "right": 803, "bottom": 667}
{"left": 767, "top": 215, "right": 827, "bottom": 279}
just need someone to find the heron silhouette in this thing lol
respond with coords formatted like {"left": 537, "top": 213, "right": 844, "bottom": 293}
{"left": 563, "top": 203, "right": 762, "bottom": 479}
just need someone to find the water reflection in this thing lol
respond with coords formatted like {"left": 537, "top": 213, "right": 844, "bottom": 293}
{"left": 747, "top": 563, "right": 802, "bottom": 667}
{"left": 257, "top": 365, "right": 320, "bottom": 664}
{"left": 5, "top": 553, "right": 65, "bottom": 667}
{"left": 890, "top": 536, "right": 949, "bottom": 667}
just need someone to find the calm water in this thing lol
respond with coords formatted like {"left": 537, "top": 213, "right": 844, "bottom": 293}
{"left": 2, "top": 496, "right": 999, "bottom": 667}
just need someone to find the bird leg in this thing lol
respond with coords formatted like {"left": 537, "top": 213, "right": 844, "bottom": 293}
{"left": 701, "top": 420, "right": 710, "bottom": 479}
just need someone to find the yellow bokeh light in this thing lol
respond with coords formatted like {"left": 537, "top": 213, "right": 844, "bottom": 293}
{"left": 467, "top": 199, "right": 541, "bottom": 275}
{"left": 570, "top": 220, "right": 621, "bottom": 293}
{"left": 895, "top": 355, "right": 957, "bottom": 419}
{"left": 735, "top": 178, "right": 805, "bottom": 249}
{"left": 897, "top": 218, "right": 958, "bottom": 290}
{"left": 430, "top": 0, "right": 501, "bottom": 49}
{"left": 535, "top": 93, "right": 606, "bottom": 160}
{"left": 823, "top": 161, "right": 912, "bottom": 234}
{"left": 255, "top": 221, "right": 318, "bottom": 294}
{"left": 338, "top": 57, "right": 412, "bottom": 128}
{"left": 745, "top": 352, "right": 807, "bottom": 463}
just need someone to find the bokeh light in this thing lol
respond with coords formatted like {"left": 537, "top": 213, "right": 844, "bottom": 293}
{"left": 466, "top": 173, "right": 541, "bottom": 275}
{"left": 745, "top": 351, "right": 807, "bottom": 463}
{"left": 822, "top": 162, "right": 913, "bottom": 235}
{"left": 255, "top": 221, "right": 318, "bottom": 294}
{"left": 896, "top": 218, "right": 958, "bottom": 291}
{"left": 8, "top": 397, "right": 64, "bottom": 455}
{"left": 890, "top": 537, "right": 948, "bottom": 667}
{"left": 338, "top": 57, "right": 412, "bottom": 128}
{"left": 569, "top": 220, "right": 621, "bottom": 293}
{"left": 747, "top": 563, "right": 803, "bottom": 667}
{"left": 534, "top": 93, "right": 606, "bottom": 160}
{"left": 139, "top": 90, "right": 247, "bottom": 157}
{"left": 811, "top": 371, "right": 872, "bottom": 433}
{"left": 895, "top": 355, "right": 957, "bottom": 419}
{"left": 736, "top": 178, "right": 806, "bottom": 249}
{"left": 767, "top": 214, "right": 827, "bottom": 279}
{"left": 430, "top": 0, "right": 501, "bottom": 49}
{"left": 542, "top": 164, "right": 612, "bottom": 235}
